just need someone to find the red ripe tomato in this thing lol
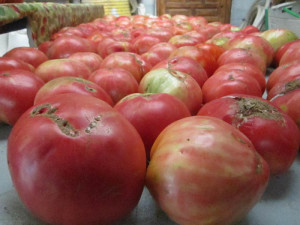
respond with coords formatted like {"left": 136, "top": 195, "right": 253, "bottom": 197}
{"left": 96, "top": 38, "right": 116, "bottom": 58}
{"left": 169, "top": 46, "right": 217, "bottom": 76}
{"left": 7, "top": 93, "right": 146, "bottom": 225}
{"left": 269, "top": 79, "right": 300, "bottom": 130}
{"left": 279, "top": 44, "right": 300, "bottom": 66}
{"left": 274, "top": 39, "right": 300, "bottom": 66}
{"left": 153, "top": 56, "right": 208, "bottom": 87}
{"left": 34, "top": 77, "right": 113, "bottom": 106}
{"left": 146, "top": 116, "right": 269, "bottom": 225}
{"left": 38, "top": 41, "right": 53, "bottom": 55}
{"left": 0, "top": 57, "right": 34, "bottom": 73}
{"left": 0, "top": 69, "right": 44, "bottom": 125}
{"left": 202, "top": 70, "right": 262, "bottom": 103}
{"left": 146, "top": 28, "right": 174, "bottom": 42}
{"left": 146, "top": 42, "right": 177, "bottom": 59}
{"left": 218, "top": 48, "right": 267, "bottom": 73}
{"left": 197, "top": 95, "right": 300, "bottom": 175}
{"left": 168, "top": 34, "right": 200, "bottom": 48}
{"left": 185, "top": 30, "right": 208, "bottom": 43}
{"left": 88, "top": 67, "right": 139, "bottom": 104}
{"left": 141, "top": 51, "right": 164, "bottom": 68}
{"left": 267, "top": 75, "right": 300, "bottom": 100}
{"left": 35, "top": 59, "right": 91, "bottom": 82}
{"left": 114, "top": 93, "right": 191, "bottom": 160}
{"left": 228, "top": 34, "right": 274, "bottom": 66}
{"left": 100, "top": 52, "right": 150, "bottom": 83}
{"left": 139, "top": 68, "right": 203, "bottom": 115}
{"left": 206, "top": 31, "right": 245, "bottom": 49}
{"left": 267, "top": 60, "right": 300, "bottom": 91}
{"left": 196, "top": 42, "right": 226, "bottom": 60}
{"left": 215, "top": 62, "right": 266, "bottom": 92}
{"left": 47, "top": 36, "right": 95, "bottom": 59}
{"left": 68, "top": 52, "right": 103, "bottom": 72}
{"left": 102, "top": 40, "right": 132, "bottom": 58}
{"left": 131, "top": 34, "right": 162, "bottom": 55}
{"left": 242, "top": 25, "right": 260, "bottom": 34}
{"left": 3, "top": 47, "right": 48, "bottom": 68}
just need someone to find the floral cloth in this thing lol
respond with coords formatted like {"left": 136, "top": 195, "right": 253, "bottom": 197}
{"left": 0, "top": 3, "right": 104, "bottom": 46}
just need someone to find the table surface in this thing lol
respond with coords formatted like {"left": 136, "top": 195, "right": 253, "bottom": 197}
{"left": 1, "top": 123, "right": 300, "bottom": 225}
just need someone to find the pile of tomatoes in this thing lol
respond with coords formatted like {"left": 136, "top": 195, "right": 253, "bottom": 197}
{"left": 1, "top": 14, "right": 300, "bottom": 225}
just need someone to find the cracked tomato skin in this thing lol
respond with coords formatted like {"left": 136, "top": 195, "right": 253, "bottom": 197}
{"left": 7, "top": 93, "right": 146, "bottom": 225}
{"left": 146, "top": 116, "right": 269, "bottom": 225}
{"left": 197, "top": 95, "right": 300, "bottom": 175}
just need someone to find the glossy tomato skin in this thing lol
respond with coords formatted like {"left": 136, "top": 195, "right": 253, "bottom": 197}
{"left": 169, "top": 46, "right": 217, "bottom": 76}
{"left": 202, "top": 70, "right": 262, "bottom": 103}
{"left": 273, "top": 39, "right": 300, "bottom": 66}
{"left": 146, "top": 116, "right": 269, "bottom": 225}
{"left": 8, "top": 94, "right": 146, "bottom": 225}
{"left": 217, "top": 48, "right": 267, "bottom": 73}
{"left": 214, "top": 62, "right": 266, "bottom": 92}
{"left": 0, "top": 69, "right": 44, "bottom": 125}
{"left": 67, "top": 52, "right": 103, "bottom": 72}
{"left": 47, "top": 36, "right": 95, "bottom": 59}
{"left": 0, "top": 57, "right": 34, "bottom": 73}
{"left": 3, "top": 47, "right": 48, "bottom": 68}
{"left": 270, "top": 79, "right": 300, "bottom": 130}
{"left": 139, "top": 68, "right": 203, "bottom": 115}
{"left": 88, "top": 67, "right": 139, "bottom": 104}
{"left": 197, "top": 95, "right": 300, "bottom": 175}
{"left": 100, "top": 52, "right": 150, "bottom": 83}
{"left": 34, "top": 77, "right": 113, "bottom": 106}
{"left": 114, "top": 93, "right": 191, "bottom": 160}
{"left": 35, "top": 59, "right": 91, "bottom": 82}
{"left": 153, "top": 56, "right": 208, "bottom": 87}
{"left": 267, "top": 60, "right": 300, "bottom": 91}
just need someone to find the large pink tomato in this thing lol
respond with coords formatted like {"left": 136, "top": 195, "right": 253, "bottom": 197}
{"left": 35, "top": 59, "right": 91, "bottom": 82}
{"left": 146, "top": 116, "right": 269, "bottom": 225}
{"left": 139, "top": 68, "right": 203, "bottom": 115}
{"left": 8, "top": 94, "right": 146, "bottom": 225}
{"left": 34, "top": 76, "right": 113, "bottom": 106}
{"left": 197, "top": 95, "right": 300, "bottom": 175}
{"left": 88, "top": 67, "right": 138, "bottom": 104}
{"left": 3, "top": 47, "right": 48, "bottom": 68}
{"left": 0, "top": 69, "right": 44, "bottom": 125}
{"left": 114, "top": 93, "right": 191, "bottom": 160}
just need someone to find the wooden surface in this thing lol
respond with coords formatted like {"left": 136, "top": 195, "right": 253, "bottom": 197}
{"left": 156, "top": 0, "right": 232, "bottom": 23}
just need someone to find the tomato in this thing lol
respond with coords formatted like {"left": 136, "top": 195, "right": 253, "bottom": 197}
{"left": 0, "top": 69, "right": 44, "bottom": 125}
{"left": 197, "top": 95, "right": 300, "bottom": 175}
{"left": 215, "top": 62, "right": 266, "bottom": 92}
{"left": 259, "top": 29, "right": 298, "bottom": 54}
{"left": 68, "top": 52, "right": 103, "bottom": 72}
{"left": 0, "top": 57, "right": 34, "bottom": 73}
{"left": 8, "top": 93, "right": 146, "bottom": 225}
{"left": 241, "top": 25, "right": 260, "bottom": 34}
{"left": 279, "top": 44, "right": 300, "bottom": 66}
{"left": 114, "top": 93, "right": 191, "bottom": 160}
{"left": 146, "top": 116, "right": 269, "bottom": 225}
{"left": 96, "top": 38, "right": 116, "bottom": 58}
{"left": 34, "top": 76, "right": 113, "bottom": 106}
{"left": 228, "top": 35, "right": 274, "bottom": 66}
{"left": 267, "top": 75, "right": 300, "bottom": 100}
{"left": 153, "top": 56, "right": 208, "bottom": 87}
{"left": 47, "top": 36, "right": 95, "bottom": 59}
{"left": 168, "top": 34, "right": 200, "bottom": 48}
{"left": 218, "top": 48, "right": 267, "bottom": 73}
{"left": 102, "top": 40, "right": 132, "bottom": 58}
{"left": 110, "top": 28, "right": 132, "bottom": 42}
{"left": 144, "top": 42, "right": 176, "bottom": 61}
{"left": 270, "top": 79, "right": 300, "bottom": 130}
{"left": 267, "top": 60, "right": 300, "bottom": 91}
{"left": 146, "top": 27, "right": 174, "bottom": 42}
{"left": 202, "top": 69, "right": 262, "bottom": 103}
{"left": 139, "top": 68, "right": 203, "bottom": 115}
{"left": 169, "top": 46, "right": 217, "bottom": 76}
{"left": 35, "top": 59, "right": 91, "bottom": 82}
{"left": 88, "top": 67, "right": 139, "bottom": 104}
{"left": 38, "top": 41, "right": 53, "bottom": 55}
{"left": 195, "top": 42, "right": 226, "bottom": 61}
{"left": 206, "top": 31, "right": 245, "bottom": 49}
{"left": 273, "top": 39, "right": 300, "bottom": 66}
{"left": 100, "top": 52, "right": 150, "bottom": 82}
{"left": 3, "top": 47, "right": 48, "bottom": 68}
{"left": 131, "top": 34, "right": 162, "bottom": 55}
{"left": 185, "top": 30, "right": 208, "bottom": 43}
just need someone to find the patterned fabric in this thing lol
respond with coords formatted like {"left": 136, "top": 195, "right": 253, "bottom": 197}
{"left": 0, "top": 3, "right": 104, "bottom": 46}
